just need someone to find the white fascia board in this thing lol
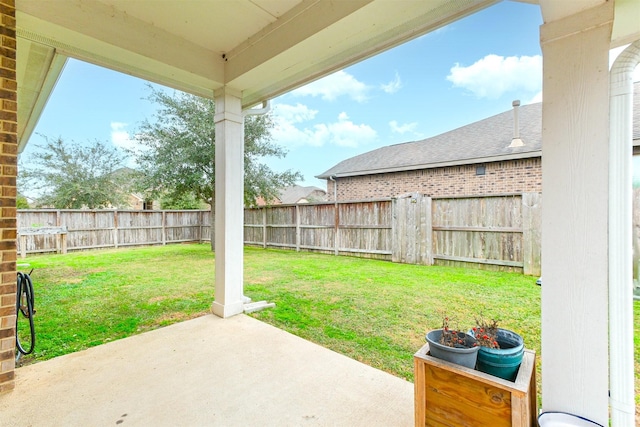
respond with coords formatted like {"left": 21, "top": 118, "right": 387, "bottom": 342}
{"left": 224, "top": 0, "right": 372, "bottom": 82}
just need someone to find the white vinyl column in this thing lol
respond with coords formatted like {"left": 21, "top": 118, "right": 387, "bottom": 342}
{"left": 608, "top": 40, "right": 640, "bottom": 427}
{"left": 211, "top": 86, "right": 245, "bottom": 318}
{"left": 539, "top": 2, "right": 613, "bottom": 425}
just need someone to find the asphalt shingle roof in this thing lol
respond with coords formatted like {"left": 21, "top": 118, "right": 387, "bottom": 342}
{"left": 318, "top": 82, "right": 640, "bottom": 179}
{"left": 317, "top": 102, "right": 542, "bottom": 178}
{"left": 278, "top": 185, "right": 326, "bottom": 204}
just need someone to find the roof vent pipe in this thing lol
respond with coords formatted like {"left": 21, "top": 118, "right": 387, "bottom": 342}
{"left": 508, "top": 100, "right": 524, "bottom": 148}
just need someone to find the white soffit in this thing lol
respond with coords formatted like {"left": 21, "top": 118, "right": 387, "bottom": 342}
{"left": 16, "top": 5, "right": 225, "bottom": 97}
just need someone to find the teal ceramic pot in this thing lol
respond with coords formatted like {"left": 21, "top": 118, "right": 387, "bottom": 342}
{"left": 475, "top": 328, "right": 524, "bottom": 381}
{"left": 426, "top": 329, "right": 479, "bottom": 369}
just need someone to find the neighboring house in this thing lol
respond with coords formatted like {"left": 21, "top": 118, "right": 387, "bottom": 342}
{"left": 112, "top": 167, "right": 157, "bottom": 210}
{"left": 278, "top": 185, "right": 327, "bottom": 204}
{"left": 318, "top": 83, "right": 640, "bottom": 201}
{"left": 256, "top": 185, "right": 328, "bottom": 206}
{"left": 128, "top": 193, "right": 158, "bottom": 210}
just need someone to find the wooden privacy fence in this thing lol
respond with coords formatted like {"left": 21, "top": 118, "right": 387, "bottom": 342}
{"left": 17, "top": 209, "right": 209, "bottom": 256}
{"left": 244, "top": 193, "right": 542, "bottom": 275}
{"left": 244, "top": 199, "right": 393, "bottom": 260}
{"left": 17, "top": 193, "right": 543, "bottom": 275}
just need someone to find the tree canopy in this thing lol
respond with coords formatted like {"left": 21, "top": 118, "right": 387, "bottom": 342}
{"left": 131, "top": 87, "right": 301, "bottom": 208}
{"left": 18, "top": 136, "right": 130, "bottom": 209}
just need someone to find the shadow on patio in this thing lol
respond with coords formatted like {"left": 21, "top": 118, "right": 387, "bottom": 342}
{"left": 0, "top": 314, "right": 414, "bottom": 426}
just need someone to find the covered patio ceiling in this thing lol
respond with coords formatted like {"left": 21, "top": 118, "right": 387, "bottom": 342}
{"left": 15, "top": 0, "right": 500, "bottom": 152}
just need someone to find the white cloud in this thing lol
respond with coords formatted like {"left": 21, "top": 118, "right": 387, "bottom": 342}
{"left": 272, "top": 104, "right": 376, "bottom": 148}
{"left": 273, "top": 103, "right": 318, "bottom": 124}
{"left": 447, "top": 54, "right": 542, "bottom": 99}
{"left": 271, "top": 104, "right": 326, "bottom": 147}
{"left": 110, "top": 122, "right": 136, "bottom": 151}
{"left": 292, "top": 70, "right": 369, "bottom": 102}
{"left": 322, "top": 112, "right": 377, "bottom": 147}
{"left": 381, "top": 72, "right": 403, "bottom": 94}
{"left": 389, "top": 120, "right": 418, "bottom": 134}
{"left": 528, "top": 91, "right": 542, "bottom": 104}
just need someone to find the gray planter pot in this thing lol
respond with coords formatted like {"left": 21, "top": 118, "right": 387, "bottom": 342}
{"left": 426, "top": 329, "right": 479, "bottom": 369}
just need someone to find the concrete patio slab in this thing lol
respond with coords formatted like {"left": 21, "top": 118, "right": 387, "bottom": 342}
{"left": 0, "top": 314, "right": 414, "bottom": 426}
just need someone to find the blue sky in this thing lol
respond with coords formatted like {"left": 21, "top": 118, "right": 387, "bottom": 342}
{"left": 19, "top": 1, "right": 640, "bottom": 197}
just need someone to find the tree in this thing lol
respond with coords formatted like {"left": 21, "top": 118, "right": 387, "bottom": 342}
{"left": 131, "top": 87, "right": 302, "bottom": 248}
{"left": 16, "top": 194, "right": 29, "bottom": 209}
{"left": 18, "top": 136, "right": 130, "bottom": 209}
{"left": 160, "top": 192, "right": 206, "bottom": 210}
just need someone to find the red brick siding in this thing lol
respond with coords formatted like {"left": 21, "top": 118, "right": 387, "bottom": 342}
{"left": 0, "top": 0, "right": 16, "bottom": 394}
{"left": 327, "top": 158, "right": 542, "bottom": 201}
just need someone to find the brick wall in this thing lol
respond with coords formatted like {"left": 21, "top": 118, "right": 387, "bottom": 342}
{"left": 0, "top": 0, "right": 16, "bottom": 394}
{"left": 327, "top": 158, "right": 542, "bottom": 201}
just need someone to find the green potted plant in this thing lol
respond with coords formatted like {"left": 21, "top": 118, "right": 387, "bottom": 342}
{"left": 425, "top": 316, "right": 479, "bottom": 369}
{"left": 471, "top": 317, "right": 524, "bottom": 381}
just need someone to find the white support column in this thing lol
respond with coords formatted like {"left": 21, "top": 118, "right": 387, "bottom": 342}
{"left": 608, "top": 40, "right": 640, "bottom": 427}
{"left": 539, "top": 2, "right": 613, "bottom": 425}
{"left": 211, "top": 86, "right": 245, "bottom": 318}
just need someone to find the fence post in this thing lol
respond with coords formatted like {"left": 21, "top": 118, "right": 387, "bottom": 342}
{"left": 262, "top": 207, "right": 267, "bottom": 248}
{"left": 423, "top": 196, "right": 433, "bottom": 265}
{"left": 522, "top": 192, "right": 542, "bottom": 276}
{"left": 113, "top": 210, "right": 119, "bottom": 249}
{"left": 162, "top": 211, "right": 167, "bottom": 245}
{"left": 19, "top": 234, "right": 25, "bottom": 259}
{"left": 55, "top": 210, "right": 61, "bottom": 253}
{"left": 60, "top": 232, "right": 67, "bottom": 255}
{"left": 399, "top": 196, "right": 411, "bottom": 263}
{"left": 391, "top": 198, "right": 399, "bottom": 262}
{"left": 295, "top": 204, "right": 300, "bottom": 252}
{"left": 392, "top": 194, "right": 432, "bottom": 265}
{"left": 201, "top": 210, "right": 206, "bottom": 243}
{"left": 334, "top": 201, "right": 339, "bottom": 256}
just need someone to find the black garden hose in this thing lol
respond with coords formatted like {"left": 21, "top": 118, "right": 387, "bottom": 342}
{"left": 16, "top": 271, "right": 35, "bottom": 355}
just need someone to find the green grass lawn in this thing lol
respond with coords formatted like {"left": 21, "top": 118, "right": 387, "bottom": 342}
{"left": 16, "top": 243, "right": 640, "bottom": 410}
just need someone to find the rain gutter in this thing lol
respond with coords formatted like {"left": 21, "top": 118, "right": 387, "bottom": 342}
{"left": 242, "top": 100, "right": 270, "bottom": 116}
{"left": 316, "top": 150, "right": 542, "bottom": 180}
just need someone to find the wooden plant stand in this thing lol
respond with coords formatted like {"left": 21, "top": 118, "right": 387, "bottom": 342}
{"left": 414, "top": 343, "right": 537, "bottom": 427}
